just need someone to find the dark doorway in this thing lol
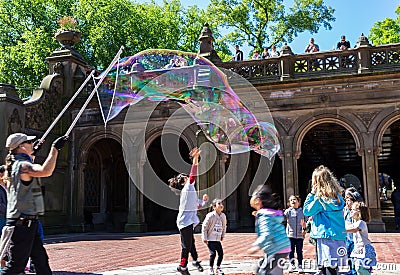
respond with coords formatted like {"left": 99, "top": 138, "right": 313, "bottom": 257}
{"left": 144, "top": 134, "right": 190, "bottom": 232}
{"left": 232, "top": 152, "right": 283, "bottom": 231}
{"left": 298, "top": 123, "right": 362, "bottom": 201}
{"left": 378, "top": 119, "right": 400, "bottom": 231}
{"left": 83, "top": 138, "right": 128, "bottom": 232}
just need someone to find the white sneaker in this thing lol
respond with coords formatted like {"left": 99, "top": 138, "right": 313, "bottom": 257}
{"left": 209, "top": 267, "right": 215, "bottom": 275}
{"left": 216, "top": 266, "right": 224, "bottom": 275}
{"left": 288, "top": 264, "right": 296, "bottom": 273}
{"left": 297, "top": 265, "right": 304, "bottom": 273}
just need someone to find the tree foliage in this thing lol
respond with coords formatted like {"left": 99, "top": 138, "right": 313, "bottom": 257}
{"left": 0, "top": 0, "right": 337, "bottom": 96}
{"left": 0, "top": 0, "right": 74, "bottom": 97}
{"left": 369, "top": 6, "right": 400, "bottom": 45}
{"left": 0, "top": 0, "right": 218, "bottom": 96}
{"left": 207, "top": 0, "right": 335, "bottom": 51}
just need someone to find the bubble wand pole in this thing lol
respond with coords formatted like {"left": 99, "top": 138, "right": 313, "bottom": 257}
{"left": 39, "top": 70, "right": 95, "bottom": 142}
{"left": 64, "top": 46, "right": 124, "bottom": 136}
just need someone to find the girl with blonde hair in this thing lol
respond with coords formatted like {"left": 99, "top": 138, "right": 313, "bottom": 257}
{"left": 303, "top": 165, "right": 347, "bottom": 275}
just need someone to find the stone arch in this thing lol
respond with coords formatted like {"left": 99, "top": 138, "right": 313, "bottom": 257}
{"left": 141, "top": 124, "right": 197, "bottom": 162}
{"left": 293, "top": 114, "right": 363, "bottom": 200}
{"left": 272, "top": 118, "right": 286, "bottom": 154}
{"left": 139, "top": 124, "right": 198, "bottom": 231}
{"left": 372, "top": 109, "right": 400, "bottom": 231}
{"left": 293, "top": 114, "right": 362, "bottom": 156}
{"left": 76, "top": 130, "right": 128, "bottom": 232}
{"left": 77, "top": 129, "right": 122, "bottom": 163}
{"left": 373, "top": 109, "right": 400, "bottom": 151}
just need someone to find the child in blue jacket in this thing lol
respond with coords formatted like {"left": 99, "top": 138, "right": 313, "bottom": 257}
{"left": 304, "top": 165, "right": 347, "bottom": 275}
{"left": 248, "top": 185, "right": 290, "bottom": 275}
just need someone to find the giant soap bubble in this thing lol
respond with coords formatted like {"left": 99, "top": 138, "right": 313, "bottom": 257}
{"left": 97, "top": 49, "right": 280, "bottom": 158}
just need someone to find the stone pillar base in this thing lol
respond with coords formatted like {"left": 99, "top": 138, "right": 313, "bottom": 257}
{"left": 124, "top": 222, "right": 147, "bottom": 233}
{"left": 367, "top": 220, "right": 386, "bottom": 233}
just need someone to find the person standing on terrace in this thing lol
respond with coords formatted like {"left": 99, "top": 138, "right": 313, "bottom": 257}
{"left": 305, "top": 38, "right": 320, "bottom": 53}
{"left": 337, "top": 35, "right": 351, "bottom": 50}
{"left": 234, "top": 45, "right": 243, "bottom": 61}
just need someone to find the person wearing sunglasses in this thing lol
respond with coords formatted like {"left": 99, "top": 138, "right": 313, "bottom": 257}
{"left": 1, "top": 133, "right": 68, "bottom": 275}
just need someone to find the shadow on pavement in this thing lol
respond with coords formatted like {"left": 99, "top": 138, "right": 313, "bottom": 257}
{"left": 53, "top": 272, "right": 101, "bottom": 275}
{"left": 44, "top": 231, "right": 178, "bottom": 244}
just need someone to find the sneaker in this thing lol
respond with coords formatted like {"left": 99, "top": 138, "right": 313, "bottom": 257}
{"left": 288, "top": 264, "right": 296, "bottom": 273}
{"left": 314, "top": 271, "right": 323, "bottom": 275}
{"left": 192, "top": 261, "right": 204, "bottom": 272}
{"left": 177, "top": 265, "right": 190, "bottom": 275}
{"left": 216, "top": 266, "right": 224, "bottom": 275}
{"left": 297, "top": 265, "right": 304, "bottom": 274}
{"left": 29, "top": 263, "right": 36, "bottom": 273}
{"left": 209, "top": 267, "right": 215, "bottom": 275}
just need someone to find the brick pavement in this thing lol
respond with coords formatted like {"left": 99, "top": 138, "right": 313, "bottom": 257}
{"left": 43, "top": 232, "right": 400, "bottom": 275}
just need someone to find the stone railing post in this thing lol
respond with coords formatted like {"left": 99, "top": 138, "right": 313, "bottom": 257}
{"left": 355, "top": 33, "right": 372, "bottom": 74}
{"left": 0, "top": 84, "right": 25, "bottom": 161}
{"left": 280, "top": 43, "right": 294, "bottom": 80}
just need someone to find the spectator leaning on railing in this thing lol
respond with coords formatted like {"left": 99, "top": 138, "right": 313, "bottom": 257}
{"left": 305, "top": 38, "right": 319, "bottom": 53}
{"left": 252, "top": 50, "right": 262, "bottom": 59}
{"left": 270, "top": 45, "right": 280, "bottom": 57}
{"left": 337, "top": 35, "right": 351, "bottom": 50}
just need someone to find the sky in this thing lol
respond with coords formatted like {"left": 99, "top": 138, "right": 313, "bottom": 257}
{"left": 145, "top": 0, "right": 399, "bottom": 56}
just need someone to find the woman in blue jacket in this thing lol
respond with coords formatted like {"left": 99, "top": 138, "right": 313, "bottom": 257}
{"left": 303, "top": 165, "right": 347, "bottom": 275}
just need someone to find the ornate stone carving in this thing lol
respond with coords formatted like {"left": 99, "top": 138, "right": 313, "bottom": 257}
{"left": 25, "top": 78, "right": 64, "bottom": 131}
{"left": 354, "top": 111, "right": 378, "bottom": 128}
{"left": 53, "top": 62, "right": 64, "bottom": 75}
{"left": 8, "top": 108, "right": 23, "bottom": 133}
{"left": 274, "top": 116, "right": 295, "bottom": 132}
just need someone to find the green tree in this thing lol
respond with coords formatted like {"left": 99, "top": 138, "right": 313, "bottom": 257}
{"left": 369, "top": 6, "right": 400, "bottom": 45}
{"left": 207, "top": 0, "right": 335, "bottom": 51}
{"left": 0, "top": 0, "right": 74, "bottom": 97}
{"left": 0, "top": 0, "right": 226, "bottom": 94}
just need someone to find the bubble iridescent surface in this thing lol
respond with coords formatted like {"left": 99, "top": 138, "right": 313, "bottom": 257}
{"left": 97, "top": 49, "right": 280, "bottom": 158}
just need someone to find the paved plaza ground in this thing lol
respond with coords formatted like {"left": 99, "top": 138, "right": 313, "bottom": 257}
{"left": 42, "top": 232, "right": 400, "bottom": 275}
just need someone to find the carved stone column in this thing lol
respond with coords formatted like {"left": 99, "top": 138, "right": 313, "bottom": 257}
{"left": 125, "top": 157, "right": 147, "bottom": 232}
{"left": 225, "top": 155, "right": 240, "bottom": 231}
{"left": 280, "top": 135, "right": 297, "bottom": 202}
{"left": 359, "top": 136, "right": 385, "bottom": 232}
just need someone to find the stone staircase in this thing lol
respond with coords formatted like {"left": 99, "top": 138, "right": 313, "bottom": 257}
{"left": 380, "top": 190, "right": 398, "bottom": 232}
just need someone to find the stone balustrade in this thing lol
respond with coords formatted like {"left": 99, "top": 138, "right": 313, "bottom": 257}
{"left": 218, "top": 42, "right": 400, "bottom": 83}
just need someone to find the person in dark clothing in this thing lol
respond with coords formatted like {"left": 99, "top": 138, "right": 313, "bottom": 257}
{"left": 2, "top": 133, "right": 68, "bottom": 275}
{"left": 391, "top": 184, "right": 400, "bottom": 230}
{"left": 0, "top": 165, "right": 7, "bottom": 269}
{"left": 234, "top": 45, "right": 243, "bottom": 61}
{"left": 337, "top": 35, "right": 351, "bottom": 50}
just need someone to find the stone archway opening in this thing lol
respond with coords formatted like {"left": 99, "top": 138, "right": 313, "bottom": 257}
{"left": 298, "top": 123, "right": 362, "bottom": 201}
{"left": 83, "top": 138, "right": 128, "bottom": 232}
{"left": 144, "top": 133, "right": 190, "bottom": 232}
{"left": 378, "top": 119, "right": 400, "bottom": 231}
{"left": 229, "top": 152, "right": 282, "bottom": 232}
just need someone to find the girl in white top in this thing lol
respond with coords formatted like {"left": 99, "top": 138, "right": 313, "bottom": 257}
{"left": 345, "top": 202, "right": 376, "bottom": 275}
{"left": 169, "top": 147, "right": 208, "bottom": 275}
{"left": 202, "top": 199, "right": 227, "bottom": 275}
